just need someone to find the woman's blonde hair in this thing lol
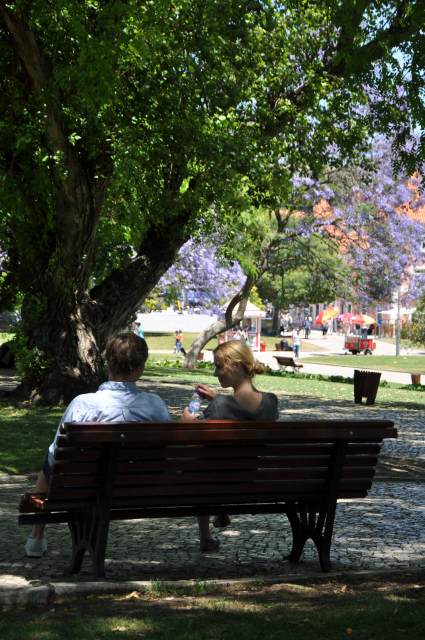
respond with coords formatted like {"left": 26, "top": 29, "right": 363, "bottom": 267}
{"left": 213, "top": 340, "right": 265, "bottom": 378}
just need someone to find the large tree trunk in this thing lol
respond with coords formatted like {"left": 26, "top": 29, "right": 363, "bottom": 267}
{"left": 183, "top": 275, "right": 255, "bottom": 369}
{"left": 18, "top": 305, "right": 103, "bottom": 405}
{"left": 12, "top": 201, "right": 194, "bottom": 404}
{"left": 2, "top": 6, "right": 196, "bottom": 404}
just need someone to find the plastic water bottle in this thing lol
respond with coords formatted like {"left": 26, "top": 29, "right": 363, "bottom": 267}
{"left": 188, "top": 391, "right": 201, "bottom": 415}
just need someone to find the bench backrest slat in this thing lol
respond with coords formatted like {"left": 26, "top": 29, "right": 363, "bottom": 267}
{"left": 42, "top": 419, "right": 396, "bottom": 511}
{"left": 54, "top": 442, "right": 382, "bottom": 463}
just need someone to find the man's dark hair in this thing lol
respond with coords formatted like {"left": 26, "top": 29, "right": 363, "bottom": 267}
{"left": 105, "top": 333, "right": 148, "bottom": 377}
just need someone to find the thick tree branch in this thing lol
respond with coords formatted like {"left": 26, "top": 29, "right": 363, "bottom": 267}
{"left": 88, "top": 204, "right": 196, "bottom": 344}
{"left": 331, "top": 0, "right": 425, "bottom": 76}
{"left": 0, "top": 3, "right": 107, "bottom": 287}
{"left": 224, "top": 274, "right": 256, "bottom": 326}
{"left": 183, "top": 273, "right": 256, "bottom": 369}
{"left": 263, "top": 1, "right": 423, "bottom": 137}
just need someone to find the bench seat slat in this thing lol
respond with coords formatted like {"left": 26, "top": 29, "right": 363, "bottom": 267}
{"left": 41, "top": 487, "right": 370, "bottom": 513}
{"left": 44, "top": 477, "right": 373, "bottom": 503}
{"left": 113, "top": 454, "right": 379, "bottom": 472}
{"left": 63, "top": 420, "right": 395, "bottom": 431}
{"left": 53, "top": 443, "right": 382, "bottom": 466}
{"left": 21, "top": 493, "right": 371, "bottom": 524}
{"left": 55, "top": 448, "right": 101, "bottom": 462}
{"left": 118, "top": 444, "right": 337, "bottom": 459}
{"left": 58, "top": 430, "right": 392, "bottom": 446}
{"left": 50, "top": 467, "right": 376, "bottom": 491}
{"left": 115, "top": 443, "right": 382, "bottom": 459}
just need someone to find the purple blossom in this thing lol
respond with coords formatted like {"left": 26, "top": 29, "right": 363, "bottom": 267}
{"left": 153, "top": 238, "right": 245, "bottom": 315}
{"left": 290, "top": 136, "right": 425, "bottom": 306}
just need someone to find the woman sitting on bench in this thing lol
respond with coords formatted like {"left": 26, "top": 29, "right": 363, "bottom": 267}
{"left": 181, "top": 340, "right": 279, "bottom": 552}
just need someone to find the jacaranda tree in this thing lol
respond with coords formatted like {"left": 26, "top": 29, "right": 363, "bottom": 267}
{"left": 302, "top": 136, "right": 425, "bottom": 307}
{"left": 151, "top": 239, "right": 245, "bottom": 316}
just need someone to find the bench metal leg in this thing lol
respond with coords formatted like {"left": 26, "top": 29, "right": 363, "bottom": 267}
{"left": 68, "top": 510, "right": 109, "bottom": 578}
{"left": 68, "top": 513, "right": 89, "bottom": 575}
{"left": 286, "top": 502, "right": 336, "bottom": 572}
{"left": 93, "top": 516, "right": 110, "bottom": 579}
{"left": 67, "top": 444, "right": 117, "bottom": 578}
{"left": 286, "top": 505, "right": 307, "bottom": 563}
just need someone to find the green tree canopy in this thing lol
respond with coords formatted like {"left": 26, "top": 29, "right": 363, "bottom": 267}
{"left": 1, "top": 0, "right": 424, "bottom": 401}
{"left": 257, "top": 234, "right": 350, "bottom": 314}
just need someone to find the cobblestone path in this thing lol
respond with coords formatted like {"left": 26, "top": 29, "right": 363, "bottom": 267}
{"left": 1, "top": 379, "right": 424, "bottom": 584}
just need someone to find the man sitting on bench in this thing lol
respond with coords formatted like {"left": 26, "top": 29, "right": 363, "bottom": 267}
{"left": 25, "top": 332, "right": 171, "bottom": 558}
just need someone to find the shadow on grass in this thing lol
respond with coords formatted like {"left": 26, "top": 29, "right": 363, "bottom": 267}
{"left": 0, "top": 400, "right": 62, "bottom": 474}
{"left": 285, "top": 394, "right": 425, "bottom": 412}
{"left": 0, "top": 574, "right": 424, "bottom": 639}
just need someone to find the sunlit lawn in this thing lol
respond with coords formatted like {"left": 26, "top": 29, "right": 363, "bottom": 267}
{"left": 143, "top": 332, "right": 327, "bottom": 353}
{"left": 0, "top": 330, "right": 326, "bottom": 354}
{"left": 1, "top": 574, "right": 424, "bottom": 639}
{"left": 1, "top": 361, "right": 424, "bottom": 475}
{"left": 143, "top": 363, "right": 425, "bottom": 406}
{"left": 303, "top": 354, "right": 425, "bottom": 373}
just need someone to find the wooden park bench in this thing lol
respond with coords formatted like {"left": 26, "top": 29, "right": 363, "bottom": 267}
{"left": 19, "top": 419, "right": 396, "bottom": 578}
{"left": 274, "top": 355, "right": 303, "bottom": 372}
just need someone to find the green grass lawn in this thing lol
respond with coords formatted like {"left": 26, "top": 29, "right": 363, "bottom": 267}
{"left": 0, "top": 330, "right": 325, "bottom": 354}
{"left": 1, "top": 362, "right": 423, "bottom": 475}
{"left": 143, "top": 332, "right": 327, "bottom": 353}
{"left": 303, "top": 354, "right": 425, "bottom": 373}
{"left": 1, "top": 574, "right": 424, "bottom": 639}
{"left": 142, "top": 363, "right": 425, "bottom": 406}
{"left": 144, "top": 332, "right": 217, "bottom": 351}
{"left": 0, "top": 404, "right": 62, "bottom": 474}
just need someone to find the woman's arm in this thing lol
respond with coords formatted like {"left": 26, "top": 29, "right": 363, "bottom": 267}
{"left": 196, "top": 384, "right": 216, "bottom": 401}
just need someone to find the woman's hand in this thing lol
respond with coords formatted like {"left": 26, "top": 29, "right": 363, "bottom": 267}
{"left": 180, "top": 407, "right": 200, "bottom": 422}
{"left": 196, "top": 384, "right": 216, "bottom": 401}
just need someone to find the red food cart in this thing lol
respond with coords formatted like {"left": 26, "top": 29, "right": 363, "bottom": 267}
{"left": 344, "top": 335, "right": 376, "bottom": 355}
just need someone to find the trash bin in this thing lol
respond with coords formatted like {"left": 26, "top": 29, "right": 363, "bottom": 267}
{"left": 260, "top": 340, "right": 266, "bottom": 352}
{"left": 353, "top": 369, "right": 381, "bottom": 405}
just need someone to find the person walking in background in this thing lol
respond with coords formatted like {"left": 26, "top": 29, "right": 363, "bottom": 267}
{"left": 304, "top": 316, "right": 312, "bottom": 339}
{"left": 292, "top": 329, "right": 301, "bottom": 358}
{"left": 181, "top": 340, "right": 279, "bottom": 552}
{"left": 175, "top": 329, "right": 186, "bottom": 356}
